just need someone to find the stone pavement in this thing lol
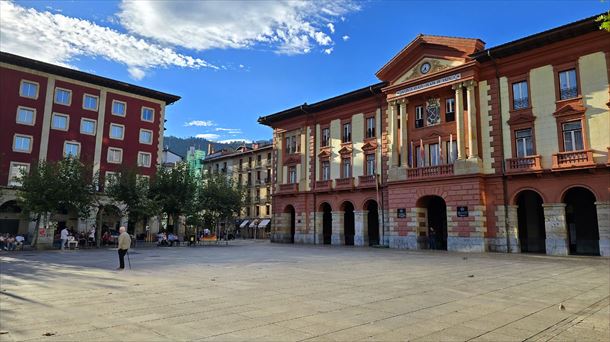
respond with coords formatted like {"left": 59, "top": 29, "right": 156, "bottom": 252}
{"left": 0, "top": 241, "right": 608, "bottom": 341}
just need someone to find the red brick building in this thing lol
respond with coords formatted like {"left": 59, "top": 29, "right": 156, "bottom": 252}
{"left": 259, "top": 14, "right": 610, "bottom": 256}
{"left": 0, "top": 52, "right": 179, "bottom": 236}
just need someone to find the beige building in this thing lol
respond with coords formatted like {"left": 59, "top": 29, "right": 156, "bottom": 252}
{"left": 203, "top": 144, "right": 273, "bottom": 238}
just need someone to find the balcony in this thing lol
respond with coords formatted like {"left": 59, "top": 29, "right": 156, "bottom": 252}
{"left": 607, "top": 147, "right": 610, "bottom": 166}
{"left": 358, "top": 174, "right": 377, "bottom": 187}
{"left": 407, "top": 164, "right": 454, "bottom": 180}
{"left": 335, "top": 177, "right": 354, "bottom": 190}
{"left": 278, "top": 183, "right": 298, "bottom": 194}
{"left": 315, "top": 179, "right": 332, "bottom": 192}
{"left": 505, "top": 155, "right": 542, "bottom": 175}
{"left": 552, "top": 150, "right": 595, "bottom": 170}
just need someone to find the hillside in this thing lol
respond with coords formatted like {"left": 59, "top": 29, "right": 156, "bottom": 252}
{"left": 163, "top": 136, "right": 271, "bottom": 157}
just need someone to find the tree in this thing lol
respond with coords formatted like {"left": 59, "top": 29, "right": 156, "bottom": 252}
{"left": 597, "top": 11, "right": 610, "bottom": 32}
{"left": 197, "top": 171, "right": 245, "bottom": 239}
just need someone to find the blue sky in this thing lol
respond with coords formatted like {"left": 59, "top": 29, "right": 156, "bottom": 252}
{"left": 2, "top": 1, "right": 607, "bottom": 143}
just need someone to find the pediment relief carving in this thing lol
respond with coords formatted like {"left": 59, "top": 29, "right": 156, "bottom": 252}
{"left": 362, "top": 141, "right": 377, "bottom": 152}
{"left": 284, "top": 154, "right": 301, "bottom": 165}
{"left": 338, "top": 146, "right": 353, "bottom": 156}
{"left": 507, "top": 113, "right": 536, "bottom": 125}
{"left": 553, "top": 102, "right": 586, "bottom": 118}
{"left": 318, "top": 149, "right": 331, "bottom": 158}
{"left": 394, "top": 58, "right": 462, "bottom": 85}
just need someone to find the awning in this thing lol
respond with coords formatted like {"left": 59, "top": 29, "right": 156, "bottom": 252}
{"left": 239, "top": 220, "right": 250, "bottom": 228}
{"left": 258, "top": 219, "right": 271, "bottom": 228}
{"left": 249, "top": 220, "right": 259, "bottom": 228}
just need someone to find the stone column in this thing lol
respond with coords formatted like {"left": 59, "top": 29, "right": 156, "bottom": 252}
{"left": 354, "top": 210, "right": 368, "bottom": 246}
{"left": 543, "top": 203, "right": 569, "bottom": 256}
{"left": 388, "top": 102, "right": 399, "bottom": 167}
{"left": 506, "top": 205, "right": 521, "bottom": 253}
{"left": 452, "top": 83, "right": 466, "bottom": 160}
{"left": 595, "top": 201, "right": 610, "bottom": 257}
{"left": 399, "top": 100, "right": 409, "bottom": 167}
{"left": 313, "top": 211, "right": 324, "bottom": 245}
{"left": 465, "top": 81, "right": 479, "bottom": 159}
{"left": 331, "top": 211, "right": 344, "bottom": 245}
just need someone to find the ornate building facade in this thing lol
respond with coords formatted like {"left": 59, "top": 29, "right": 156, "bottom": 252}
{"left": 259, "top": 14, "right": 610, "bottom": 256}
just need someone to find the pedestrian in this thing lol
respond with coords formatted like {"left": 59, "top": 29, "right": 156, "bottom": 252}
{"left": 116, "top": 226, "right": 131, "bottom": 270}
{"left": 60, "top": 226, "right": 69, "bottom": 250}
{"left": 428, "top": 227, "right": 437, "bottom": 250}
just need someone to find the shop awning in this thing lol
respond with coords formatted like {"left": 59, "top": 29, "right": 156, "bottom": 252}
{"left": 258, "top": 219, "right": 271, "bottom": 228}
{"left": 239, "top": 220, "right": 250, "bottom": 228}
{"left": 249, "top": 220, "right": 258, "bottom": 228}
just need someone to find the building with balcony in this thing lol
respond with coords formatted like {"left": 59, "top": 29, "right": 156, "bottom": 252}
{"left": 203, "top": 143, "right": 273, "bottom": 238}
{"left": 258, "top": 14, "right": 609, "bottom": 256}
{"left": 0, "top": 52, "right": 180, "bottom": 238}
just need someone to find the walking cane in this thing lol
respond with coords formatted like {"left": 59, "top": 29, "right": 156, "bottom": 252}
{"left": 127, "top": 250, "right": 132, "bottom": 270}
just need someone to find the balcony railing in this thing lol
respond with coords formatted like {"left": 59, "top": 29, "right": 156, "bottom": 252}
{"left": 513, "top": 97, "right": 529, "bottom": 110}
{"left": 560, "top": 86, "right": 578, "bottom": 100}
{"left": 505, "top": 155, "right": 542, "bottom": 174}
{"left": 552, "top": 150, "right": 595, "bottom": 170}
{"left": 358, "top": 174, "right": 377, "bottom": 187}
{"left": 315, "top": 179, "right": 332, "bottom": 191}
{"left": 335, "top": 177, "right": 354, "bottom": 190}
{"left": 278, "top": 183, "right": 298, "bottom": 194}
{"left": 407, "top": 164, "right": 454, "bottom": 179}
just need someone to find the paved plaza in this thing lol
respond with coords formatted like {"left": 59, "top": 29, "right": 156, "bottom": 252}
{"left": 0, "top": 241, "right": 608, "bottom": 341}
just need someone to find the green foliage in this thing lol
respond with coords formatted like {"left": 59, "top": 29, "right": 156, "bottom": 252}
{"left": 104, "top": 166, "right": 156, "bottom": 227}
{"left": 149, "top": 162, "right": 198, "bottom": 231}
{"left": 196, "top": 171, "right": 245, "bottom": 232}
{"left": 597, "top": 11, "right": 610, "bottom": 32}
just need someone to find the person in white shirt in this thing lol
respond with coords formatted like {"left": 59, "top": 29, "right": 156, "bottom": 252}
{"left": 60, "top": 227, "right": 69, "bottom": 250}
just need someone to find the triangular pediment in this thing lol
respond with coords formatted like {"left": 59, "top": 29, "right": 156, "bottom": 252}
{"left": 338, "top": 146, "right": 352, "bottom": 155}
{"left": 393, "top": 57, "right": 462, "bottom": 85}
{"left": 507, "top": 113, "right": 536, "bottom": 125}
{"left": 362, "top": 141, "right": 377, "bottom": 151}
{"left": 553, "top": 102, "right": 586, "bottom": 118}
{"left": 317, "top": 149, "right": 331, "bottom": 158}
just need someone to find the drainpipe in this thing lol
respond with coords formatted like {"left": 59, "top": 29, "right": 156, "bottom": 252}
{"left": 488, "top": 50, "right": 511, "bottom": 253}
{"left": 371, "top": 86, "right": 387, "bottom": 246}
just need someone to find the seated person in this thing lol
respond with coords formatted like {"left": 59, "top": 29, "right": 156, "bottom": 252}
{"left": 15, "top": 235, "right": 25, "bottom": 249}
{"left": 168, "top": 233, "right": 177, "bottom": 246}
{"left": 6, "top": 235, "right": 16, "bottom": 251}
{"left": 157, "top": 232, "right": 168, "bottom": 246}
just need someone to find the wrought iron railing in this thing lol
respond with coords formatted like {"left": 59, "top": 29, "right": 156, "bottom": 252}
{"left": 560, "top": 86, "right": 578, "bottom": 100}
{"left": 513, "top": 97, "right": 529, "bottom": 110}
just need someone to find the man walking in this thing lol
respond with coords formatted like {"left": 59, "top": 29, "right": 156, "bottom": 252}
{"left": 60, "top": 226, "right": 69, "bottom": 250}
{"left": 117, "top": 226, "right": 131, "bottom": 270}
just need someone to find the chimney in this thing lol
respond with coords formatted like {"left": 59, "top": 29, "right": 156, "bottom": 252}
{"left": 252, "top": 143, "right": 259, "bottom": 150}
{"left": 207, "top": 143, "right": 213, "bottom": 155}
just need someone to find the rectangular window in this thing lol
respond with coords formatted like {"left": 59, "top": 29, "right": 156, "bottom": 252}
{"left": 342, "top": 158, "right": 351, "bottom": 178}
{"left": 141, "top": 107, "right": 154, "bottom": 122}
{"left": 109, "top": 124, "right": 124, "bottom": 140}
{"left": 342, "top": 123, "right": 351, "bottom": 143}
{"left": 321, "top": 128, "right": 330, "bottom": 147}
{"left": 285, "top": 136, "right": 291, "bottom": 154}
{"left": 515, "top": 128, "right": 534, "bottom": 157}
{"left": 54, "top": 88, "right": 71, "bottom": 105}
{"left": 63, "top": 141, "right": 80, "bottom": 158}
{"left": 9, "top": 162, "right": 30, "bottom": 187}
{"left": 562, "top": 121, "right": 584, "bottom": 151}
{"left": 446, "top": 141, "right": 457, "bottom": 164}
{"left": 415, "top": 106, "right": 424, "bottom": 128}
{"left": 83, "top": 94, "right": 99, "bottom": 111}
{"left": 138, "top": 152, "right": 152, "bottom": 167}
{"left": 429, "top": 143, "right": 440, "bottom": 166}
{"left": 322, "top": 160, "right": 330, "bottom": 180}
{"left": 559, "top": 69, "right": 578, "bottom": 100}
{"left": 256, "top": 206, "right": 260, "bottom": 216}
{"left": 139, "top": 129, "right": 153, "bottom": 144}
{"left": 416, "top": 145, "right": 424, "bottom": 167}
{"left": 366, "top": 117, "right": 375, "bottom": 138}
{"left": 107, "top": 148, "right": 123, "bottom": 163}
{"left": 266, "top": 204, "right": 270, "bottom": 216}
{"left": 288, "top": 166, "right": 297, "bottom": 184}
{"left": 105, "top": 171, "right": 120, "bottom": 189}
{"left": 51, "top": 113, "right": 69, "bottom": 131}
{"left": 20, "top": 80, "right": 38, "bottom": 99}
{"left": 445, "top": 98, "right": 455, "bottom": 122}
{"left": 112, "top": 100, "right": 126, "bottom": 116}
{"left": 16, "top": 107, "right": 35, "bottom": 125}
{"left": 80, "top": 118, "right": 96, "bottom": 135}
{"left": 13, "top": 135, "right": 32, "bottom": 153}
{"left": 291, "top": 136, "right": 297, "bottom": 153}
{"left": 512, "top": 81, "right": 529, "bottom": 110}
{"left": 366, "top": 154, "right": 375, "bottom": 175}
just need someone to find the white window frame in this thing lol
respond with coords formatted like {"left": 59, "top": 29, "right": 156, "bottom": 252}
{"left": 321, "top": 128, "right": 330, "bottom": 147}
{"left": 366, "top": 153, "right": 376, "bottom": 175}
{"left": 109, "top": 123, "right": 125, "bottom": 140}
{"left": 137, "top": 151, "right": 152, "bottom": 167}
{"left": 82, "top": 94, "right": 99, "bottom": 111}
{"left": 429, "top": 143, "right": 440, "bottom": 166}
{"left": 446, "top": 98, "right": 455, "bottom": 113}
{"left": 111, "top": 100, "right": 127, "bottom": 117}
{"left": 342, "top": 123, "right": 351, "bottom": 143}
{"left": 288, "top": 166, "right": 297, "bottom": 184}
{"left": 559, "top": 69, "right": 578, "bottom": 100}
{"left": 13, "top": 134, "right": 33, "bottom": 153}
{"left": 63, "top": 141, "right": 81, "bottom": 158}
{"left": 322, "top": 160, "right": 330, "bottom": 181}
{"left": 19, "top": 80, "right": 39, "bottom": 99}
{"left": 366, "top": 117, "right": 375, "bottom": 139}
{"left": 16, "top": 106, "right": 36, "bottom": 126}
{"left": 105, "top": 171, "right": 120, "bottom": 189}
{"left": 562, "top": 121, "right": 584, "bottom": 152}
{"left": 107, "top": 147, "right": 123, "bottom": 164}
{"left": 342, "top": 158, "right": 352, "bottom": 178}
{"left": 51, "top": 113, "right": 70, "bottom": 131}
{"left": 80, "top": 118, "right": 97, "bottom": 136}
{"left": 8, "top": 162, "right": 30, "bottom": 187}
{"left": 139, "top": 129, "right": 153, "bottom": 145}
{"left": 141, "top": 106, "right": 155, "bottom": 122}
{"left": 54, "top": 87, "right": 72, "bottom": 106}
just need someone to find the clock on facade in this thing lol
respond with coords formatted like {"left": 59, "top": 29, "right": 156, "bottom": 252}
{"left": 420, "top": 62, "right": 431, "bottom": 74}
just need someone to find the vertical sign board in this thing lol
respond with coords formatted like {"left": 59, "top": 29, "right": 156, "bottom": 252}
{"left": 457, "top": 206, "right": 469, "bottom": 217}
{"left": 397, "top": 208, "right": 407, "bottom": 218}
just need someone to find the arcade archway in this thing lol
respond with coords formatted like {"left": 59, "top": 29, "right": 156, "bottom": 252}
{"left": 284, "top": 205, "right": 296, "bottom": 244}
{"left": 320, "top": 202, "right": 332, "bottom": 245}
{"left": 342, "top": 201, "right": 355, "bottom": 246}
{"left": 417, "top": 196, "right": 447, "bottom": 250}
{"left": 564, "top": 187, "right": 599, "bottom": 256}
{"left": 365, "top": 200, "right": 379, "bottom": 246}
{"left": 515, "top": 190, "right": 545, "bottom": 253}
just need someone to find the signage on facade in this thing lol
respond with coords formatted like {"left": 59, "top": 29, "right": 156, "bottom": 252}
{"left": 395, "top": 73, "right": 461, "bottom": 96}
{"left": 397, "top": 208, "right": 407, "bottom": 218}
{"left": 457, "top": 206, "right": 469, "bottom": 217}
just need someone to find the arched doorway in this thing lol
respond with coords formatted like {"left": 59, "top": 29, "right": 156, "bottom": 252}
{"left": 342, "top": 202, "right": 355, "bottom": 246}
{"left": 365, "top": 200, "right": 379, "bottom": 246}
{"left": 320, "top": 203, "right": 332, "bottom": 245}
{"left": 284, "top": 205, "right": 295, "bottom": 244}
{"left": 418, "top": 196, "right": 447, "bottom": 250}
{"left": 516, "top": 190, "right": 546, "bottom": 253}
{"left": 564, "top": 187, "right": 599, "bottom": 256}
{"left": 0, "top": 201, "right": 23, "bottom": 235}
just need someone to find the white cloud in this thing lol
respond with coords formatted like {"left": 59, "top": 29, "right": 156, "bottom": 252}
{"left": 327, "top": 23, "right": 335, "bottom": 34}
{"left": 196, "top": 133, "right": 220, "bottom": 140}
{"left": 215, "top": 128, "right": 242, "bottom": 134}
{"left": 323, "top": 48, "right": 334, "bottom": 55}
{"left": 185, "top": 120, "right": 214, "bottom": 127}
{"left": 342, "top": 35, "right": 350, "bottom": 41}
{"left": 239, "top": 64, "right": 244, "bottom": 68}
{"left": 0, "top": 1, "right": 216, "bottom": 79}
{"left": 118, "top": 0, "right": 360, "bottom": 55}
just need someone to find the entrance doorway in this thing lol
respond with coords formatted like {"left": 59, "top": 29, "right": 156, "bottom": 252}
{"left": 342, "top": 202, "right": 355, "bottom": 246}
{"left": 419, "top": 196, "right": 447, "bottom": 250}
{"left": 285, "top": 205, "right": 296, "bottom": 244}
{"left": 0, "top": 201, "right": 22, "bottom": 235}
{"left": 564, "top": 187, "right": 599, "bottom": 256}
{"left": 366, "top": 200, "right": 379, "bottom": 246}
{"left": 321, "top": 203, "right": 332, "bottom": 245}
{"left": 516, "top": 190, "right": 546, "bottom": 253}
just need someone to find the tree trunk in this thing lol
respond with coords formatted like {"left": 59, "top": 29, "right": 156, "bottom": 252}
{"left": 96, "top": 205, "right": 103, "bottom": 248}
{"left": 32, "top": 213, "right": 41, "bottom": 247}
